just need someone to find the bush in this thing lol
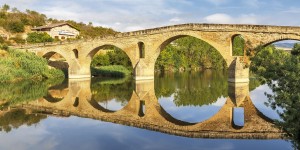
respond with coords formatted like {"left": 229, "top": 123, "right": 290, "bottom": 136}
{"left": 10, "top": 35, "right": 25, "bottom": 44}
{"left": 0, "top": 36, "right": 4, "bottom": 43}
{"left": 7, "top": 21, "right": 24, "bottom": 33}
{"left": 0, "top": 43, "right": 8, "bottom": 50}
{"left": 26, "top": 32, "right": 54, "bottom": 43}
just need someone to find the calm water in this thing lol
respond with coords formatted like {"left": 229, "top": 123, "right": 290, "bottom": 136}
{"left": 0, "top": 70, "right": 294, "bottom": 150}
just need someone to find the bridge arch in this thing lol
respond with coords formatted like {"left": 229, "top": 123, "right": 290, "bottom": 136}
{"left": 86, "top": 44, "right": 134, "bottom": 78}
{"left": 152, "top": 34, "right": 228, "bottom": 72}
{"left": 153, "top": 34, "right": 228, "bottom": 67}
{"left": 42, "top": 51, "right": 70, "bottom": 76}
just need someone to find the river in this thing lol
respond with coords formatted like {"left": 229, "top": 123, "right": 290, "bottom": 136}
{"left": 0, "top": 70, "right": 294, "bottom": 150}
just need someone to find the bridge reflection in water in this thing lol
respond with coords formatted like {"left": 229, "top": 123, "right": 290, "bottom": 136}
{"left": 16, "top": 79, "right": 282, "bottom": 139}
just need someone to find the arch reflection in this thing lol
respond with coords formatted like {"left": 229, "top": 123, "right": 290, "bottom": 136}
{"left": 5, "top": 78, "right": 282, "bottom": 140}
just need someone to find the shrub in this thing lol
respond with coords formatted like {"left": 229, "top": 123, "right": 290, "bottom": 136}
{"left": 26, "top": 32, "right": 54, "bottom": 43}
{"left": 7, "top": 21, "right": 24, "bottom": 33}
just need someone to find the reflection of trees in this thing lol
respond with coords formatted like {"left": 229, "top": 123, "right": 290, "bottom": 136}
{"left": 251, "top": 44, "right": 300, "bottom": 149}
{"left": 0, "top": 109, "right": 46, "bottom": 132}
{"left": 91, "top": 77, "right": 134, "bottom": 104}
{"left": 249, "top": 77, "right": 262, "bottom": 91}
{"left": 155, "top": 70, "right": 228, "bottom": 106}
{"left": 0, "top": 79, "right": 64, "bottom": 109}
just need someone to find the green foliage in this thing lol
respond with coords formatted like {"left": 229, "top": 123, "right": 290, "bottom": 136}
{"left": 291, "top": 43, "right": 300, "bottom": 56}
{"left": 26, "top": 32, "right": 54, "bottom": 43}
{"left": 91, "top": 47, "right": 132, "bottom": 77}
{"left": 155, "top": 70, "right": 228, "bottom": 106}
{"left": 0, "top": 49, "right": 64, "bottom": 83}
{"left": 250, "top": 43, "right": 300, "bottom": 149}
{"left": 7, "top": 20, "right": 24, "bottom": 33}
{"left": 155, "top": 36, "right": 227, "bottom": 72}
{"left": 250, "top": 45, "right": 289, "bottom": 83}
{"left": 91, "top": 54, "right": 110, "bottom": 67}
{"left": 91, "top": 65, "right": 131, "bottom": 77}
{"left": 232, "top": 35, "right": 245, "bottom": 56}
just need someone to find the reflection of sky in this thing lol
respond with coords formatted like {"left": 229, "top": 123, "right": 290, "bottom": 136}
{"left": 250, "top": 84, "right": 283, "bottom": 121}
{"left": 159, "top": 95, "right": 227, "bottom": 123}
{"left": 98, "top": 98, "right": 127, "bottom": 111}
{"left": 0, "top": 116, "right": 292, "bottom": 150}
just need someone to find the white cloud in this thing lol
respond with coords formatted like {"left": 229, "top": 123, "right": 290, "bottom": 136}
{"left": 204, "top": 13, "right": 233, "bottom": 24}
{"left": 204, "top": 13, "right": 258, "bottom": 24}
{"left": 169, "top": 17, "right": 181, "bottom": 22}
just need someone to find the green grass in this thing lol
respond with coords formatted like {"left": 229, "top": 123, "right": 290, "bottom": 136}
{"left": 0, "top": 49, "right": 65, "bottom": 83}
{"left": 91, "top": 65, "right": 132, "bottom": 78}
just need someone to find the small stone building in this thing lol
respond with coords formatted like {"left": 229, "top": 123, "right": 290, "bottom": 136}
{"left": 31, "top": 22, "right": 80, "bottom": 40}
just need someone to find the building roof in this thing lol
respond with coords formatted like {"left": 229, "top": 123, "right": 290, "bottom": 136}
{"left": 32, "top": 22, "right": 79, "bottom": 31}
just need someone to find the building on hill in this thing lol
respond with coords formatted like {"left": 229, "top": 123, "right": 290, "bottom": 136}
{"left": 31, "top": 22, "right": 80, "bottom": 40}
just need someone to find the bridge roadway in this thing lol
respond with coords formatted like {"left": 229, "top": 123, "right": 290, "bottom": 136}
{"left": 12, "top": 23, "right": 300, "bottom": 82}
{"left": 14, "top": 79, "right": 283, "bottom": 139}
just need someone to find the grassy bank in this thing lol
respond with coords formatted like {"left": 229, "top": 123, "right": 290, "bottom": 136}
{"left": 91, "top": 65, "right": 132, "bottom": 78}
{"left": 0, "top": 49, "right": 65, "bottom": 83}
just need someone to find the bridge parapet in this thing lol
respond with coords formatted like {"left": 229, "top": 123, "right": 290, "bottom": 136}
{"left": 120, "top": 23, "right": 300, "bottom": 37}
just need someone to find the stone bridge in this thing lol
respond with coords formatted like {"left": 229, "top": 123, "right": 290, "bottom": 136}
{"left": 15, "top": 79, "right": 283, "bottom": 139}
{"left": 13, "top": 23, "right": 300, "bottom": 81}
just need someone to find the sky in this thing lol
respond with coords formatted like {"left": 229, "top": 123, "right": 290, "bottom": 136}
{"left": 1, "top": 0, "right": 300, "bottom": 32}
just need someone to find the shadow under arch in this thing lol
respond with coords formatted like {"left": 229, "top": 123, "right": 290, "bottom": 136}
{"left": 154, "top": 34, "right": 228, "bottom": 67}
{"left": 157, "top": 104, "right": 196, "bottom": 126}
{"left": 42, "top": 51, "right": 70, "bottom": 77}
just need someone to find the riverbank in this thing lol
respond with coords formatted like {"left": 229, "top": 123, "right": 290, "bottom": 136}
{"left": 0, "top": 49, "right": 65, "bottom": 83}
{"left": 91, "top": 65, "right": 132, "bottom": 78}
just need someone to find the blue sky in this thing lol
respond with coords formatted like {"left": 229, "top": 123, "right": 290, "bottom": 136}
{"left": 1, "top": 0, "right": 300, "bottom": 32}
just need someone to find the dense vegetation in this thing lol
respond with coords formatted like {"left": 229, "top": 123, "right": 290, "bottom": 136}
{"left": 250, "top": 43, "right": 300, "bottom": 149}
{"left": 155, "top": 36, "right": 227, "bottom": 72}
{"left": 0, "top": 49, "right": 65, "bottom": 83}
{"left": 91, "top": 46, "right": 132, "bottom": 77}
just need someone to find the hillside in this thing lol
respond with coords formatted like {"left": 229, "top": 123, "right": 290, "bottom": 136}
{"left": 0, "top": 4, "right": 117, "bottom": 45}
